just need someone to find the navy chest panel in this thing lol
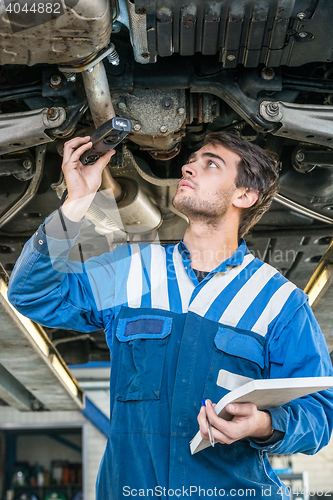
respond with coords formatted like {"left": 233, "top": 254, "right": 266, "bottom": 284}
{"left": 108, "top": 306, "right": 267, "bottom": 437}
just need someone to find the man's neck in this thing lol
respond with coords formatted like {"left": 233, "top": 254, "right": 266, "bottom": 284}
{"left": 183, "top": 219, "right": 240, "bottom": 272}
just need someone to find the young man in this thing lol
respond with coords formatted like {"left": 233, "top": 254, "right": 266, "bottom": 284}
{"left": 8, "top": 133, "right": 333, "bottom": 499}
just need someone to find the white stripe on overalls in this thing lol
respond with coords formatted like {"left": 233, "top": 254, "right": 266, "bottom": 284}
{"left": 150, "top": 244, "right": 170, "bottom": 310}
{"left": 126, "top": 244, "right": 143, "bottom": 308}
{"left": 189, "top": 253, "right": 255, "bottom": 317}
{"left": 173, "top": 244, "right": 195, "bottom": 313}
{"left": 218, "top": 262, "right": 279, "bottom": 328}
{"left": 251, "top": 281, "right": 297, "bottom": 336}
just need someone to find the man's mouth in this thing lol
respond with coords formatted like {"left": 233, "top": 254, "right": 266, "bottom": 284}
{"left": 178, "top": 179, "right": 195, "bottom": 190}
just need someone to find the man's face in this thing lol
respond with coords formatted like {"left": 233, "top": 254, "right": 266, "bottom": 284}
{"left": 172, "top": 143, "right": 242, "bottom": 223}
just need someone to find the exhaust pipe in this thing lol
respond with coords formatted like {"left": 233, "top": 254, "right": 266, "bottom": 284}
{"left": 82, "top": 62, "right": 123, "bottom": 201}
{"left": 81, "top": 60, "right": 162, "bottom": 234}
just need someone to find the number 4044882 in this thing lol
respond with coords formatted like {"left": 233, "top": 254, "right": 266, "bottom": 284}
{"left": 6, "top": 3, "right": 61, "bottom": 14}
{"left": 277, "top": 486, "right": 332, "bottom": 497}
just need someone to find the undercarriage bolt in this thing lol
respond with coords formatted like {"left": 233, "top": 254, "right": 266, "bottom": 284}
{"left": 261, "top": 67, "right": 275, "bottom": 80}
{"left": 162, "top": 98, "right": 173, "bottom": 109}
{"left": 295, "top": 152, "right": 305, "bottom": 162}
{"left": 297, "top": 12, "right": 306, "bottom": 19}
{"left": 23, "top": 159, "right": 32, "bottom": 170}
{"left": 298, "top": 31, "right": 308, "bottom": 38}
{"left": 118, "top": 102, "right": 127, "bottom": 110}
{"left": 265, "top": 102, "right": 280, "bottom": 116}
{"left": 177, "top": 108, "right": 185, "bottom": 115}
{"left": 49, "top": 75, "right": 62, "bottom": 89}
{"left": 47, "top": 107, "right": 60, "bottom": 121}
{"left": 133, "top": 123, "right": 141, "bottom": 131}
{"left": 107, "top": 47, "right": 120, "bottom": 66}
{"left": 160, "top": 126, "right": 168, "bottom": 133}
{"left": 227, "top": 55, "right": 235, "bottom": 61}
{"left": 62, "top": 70, "right": 76, "bottom": 82}
{"left": 112, "top": 21, "right": 122, "bottom": 33}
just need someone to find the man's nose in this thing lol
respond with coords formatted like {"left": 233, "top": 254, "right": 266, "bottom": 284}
{"left": 181, "top": 162, "right": 196, "bottom": 177}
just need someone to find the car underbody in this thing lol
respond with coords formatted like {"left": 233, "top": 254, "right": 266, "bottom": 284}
{"left": 0, "top": 0, "right": 332, "bottom": 364}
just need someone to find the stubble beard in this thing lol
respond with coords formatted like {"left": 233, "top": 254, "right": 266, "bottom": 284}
{"left": 172, "top": 185, "right": 236, "bottom": 227}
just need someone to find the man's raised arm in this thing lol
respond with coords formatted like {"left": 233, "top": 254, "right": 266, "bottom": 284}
{"left": 7, "top": 137, "right": 116, "bottom": 332}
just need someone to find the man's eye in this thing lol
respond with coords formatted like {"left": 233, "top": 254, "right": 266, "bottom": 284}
{"left": 208, "top": 161, "right": 218, "bottom": 168}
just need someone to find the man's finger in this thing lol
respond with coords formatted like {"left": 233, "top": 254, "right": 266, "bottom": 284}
{"left": 67, "top": 141, "right": 93, "bottom": 165}
{"left": 203, "top": 402, "right": 246, "bottom": 443}
{"left": 204, "top": 400, "right": 235, "bottom": 434}
{"left": 209, "top": 426, "right": 234, "bottom": 445}
{"left": 197, "top": 405, "right": 207, "bottom": 426}
{"left": 198, "top": 406, "right": 232, "bottom": 445}
{"left": 204, "top": 400, "right": 220, "bottom": 421}
{"left": 198, "top": 404, "right": 220, "bottom": 438}
{"left": 197, "top": 406, "right": 215, "bottom": 441}
{"left": 94, "top": 149, "right": 116, "bottom": 173}
{"left": 63, "top": 136, "right": 91, "bottom": 164}
{"left": 203, "top": 401, "right": 229, "bottom": 430}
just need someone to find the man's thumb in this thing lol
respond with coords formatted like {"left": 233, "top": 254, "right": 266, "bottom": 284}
{"left": 226, "top": 403, "right": 235, "bottom": 414}
{"left": 96, "top": 149, "right": 115, "bottom": 172}
{"left": 226, "top": 403, "right": 253, "bottom": 416}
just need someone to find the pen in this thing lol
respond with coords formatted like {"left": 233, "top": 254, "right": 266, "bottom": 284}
{"left": 202, "top": 399, "right": 215, "bottom": 447}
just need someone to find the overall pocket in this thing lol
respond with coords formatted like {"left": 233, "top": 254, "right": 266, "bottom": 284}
{"left": 115, "top": 315, "right": 172, "bottom": 401}
{"left": 203, "top": 326, "right": 266, "bottom": 402}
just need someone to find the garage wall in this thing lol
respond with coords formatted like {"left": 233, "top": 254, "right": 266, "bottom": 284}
{"left": 270, "top": 436, "right": 333, "bottom": 492}
{"left": 16, "top": 433, "right": 82, "bottom": 469}
{"left": 291, "top": 440, "right": 333, "bottom": 492}
{"left": 83, "top": 417, "right": 108, "bottom": 498}
{"left": 2, "top": 406, "right": 333, "bottom": 496}
{"left": 0, "top": 407, "right": 107, "bottom": 500}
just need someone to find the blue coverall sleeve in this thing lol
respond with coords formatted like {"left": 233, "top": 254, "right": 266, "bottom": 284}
{"left": 7, "top": 220, "right": 116, "bottom": 333}
{"left": 250, "top": 298, "right": 333, "bottom": 455}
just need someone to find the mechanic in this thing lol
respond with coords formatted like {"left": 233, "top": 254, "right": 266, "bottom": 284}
{"left": 7, "top": 132, "right": 333, "bottom": 499}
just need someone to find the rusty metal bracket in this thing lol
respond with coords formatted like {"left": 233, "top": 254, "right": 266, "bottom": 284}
{"left": 0, "top": 144, "right": 46, "bottom": 229}
{"left": 59, "top": 43, "right": 119, "bottom": 75}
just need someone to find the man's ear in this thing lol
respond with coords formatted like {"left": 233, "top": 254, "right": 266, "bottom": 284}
{"left": 233, "top": 188, "right": 259, "bottom": 209}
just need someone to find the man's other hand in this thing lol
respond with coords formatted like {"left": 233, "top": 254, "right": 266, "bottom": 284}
{"left": 197, "top": 399, "right": 273, "bottom": 445}
{"left": 61, "top": 136, "right": 115, "bottom": 222}
{"left": 62, "top": 135, "right": 115, "bottom": 200}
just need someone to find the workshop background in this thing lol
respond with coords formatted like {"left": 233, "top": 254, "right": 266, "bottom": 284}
{"left": 2, "top": 0, "right": 333, "bottom": 498}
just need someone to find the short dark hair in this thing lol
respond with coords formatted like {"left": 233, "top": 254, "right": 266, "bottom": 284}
{"left": 203, "top": 132, "right": 280, "bottom": 238}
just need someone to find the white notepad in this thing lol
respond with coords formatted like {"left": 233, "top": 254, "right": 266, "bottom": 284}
{"left": 190, "top": 377, "right": 333, "bottom": 454}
